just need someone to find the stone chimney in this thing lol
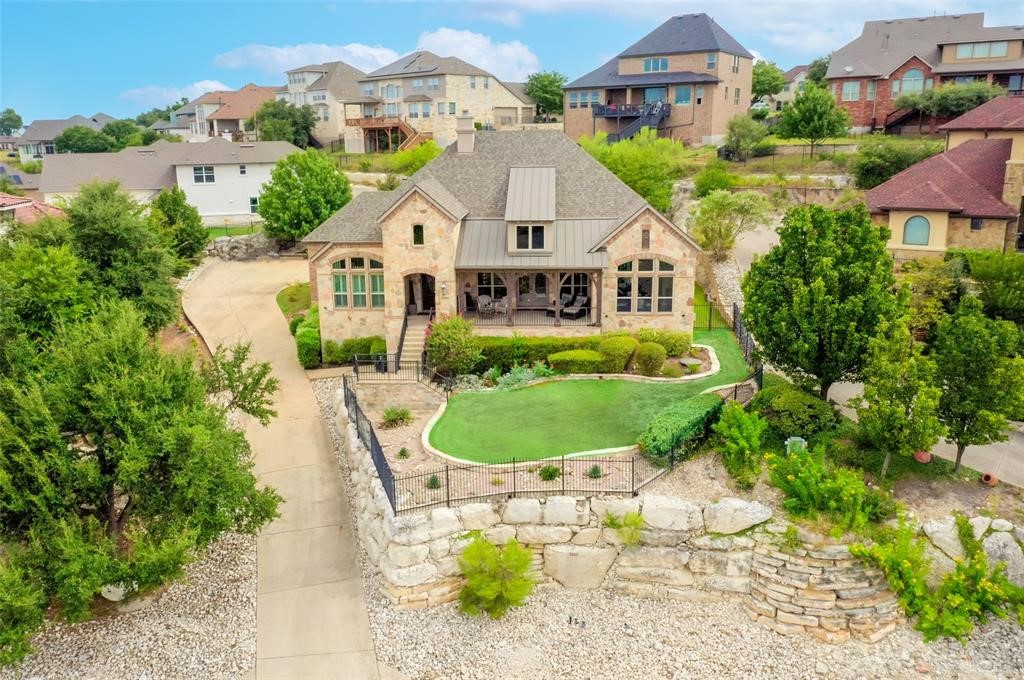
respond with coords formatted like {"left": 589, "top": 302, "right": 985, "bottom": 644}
{"left": 456, "top": 116, "right": 475, "bottom": 153}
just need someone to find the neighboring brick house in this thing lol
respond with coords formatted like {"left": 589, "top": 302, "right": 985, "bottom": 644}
{"left": 563, "top": 13, "right": 753, "bottom": 146}
{"left": 335, "top": 51, "right": 535, "bottom": 153}
{"left": 827, "top": 13, "right": 1024, "bottom": 133}
{"left": 774, "top": 65, "right": 808, "bottom": 110}
{"left": 276, "top": 61, "right": 367, "bottom": 146}
{"left": 303, "top": 118, "right": 701, "bottom": 356}
{"left": 866, "top": 95, "right": 1024, "bottom": 259}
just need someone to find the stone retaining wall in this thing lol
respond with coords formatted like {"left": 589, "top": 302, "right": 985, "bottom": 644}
{"left": 335, "top": 387, "right": 898, "bottom": 643}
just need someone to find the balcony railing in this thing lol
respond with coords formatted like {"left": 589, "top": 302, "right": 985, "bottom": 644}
{"left": 592, "top": 104, "right": 645, "bottom": 117}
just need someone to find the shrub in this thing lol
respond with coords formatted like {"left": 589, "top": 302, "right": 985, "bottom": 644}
{"left": 693, "top": 161, "right": 738, "bottom": 198}
{"left": 339, "top": 337, "right": 374, "bottom": 362}
{"left": 19, "top": 160, "right": 42, "bottom": 174}
{"left": 598, "top": 336, "right": 639, "bottom": 373}
{"left": 652, "top": 330, "right": 692, "bottom": 356}
{"left": 490, "top": 475, "right": 504, "bottom": 486}
{"left": 603, "top": 511, "right": 644, "bottom": 547}
{"left": 294, "top": 306, "right": 321, "bottom": 368}
{"left": 458, "top": 534, "right": 535, "bottom": 619}
{"left": 322, "top": 339, "right": 343, "bottom": 364}
{"left": 850, "top": 135, "right": 943, "bottom": 189}
{"left": 0, "top": 561, "right": 46, "bottom": 665}
{"left": 426, "top": 474, "right": 441, "bottom": 490}
{"left": 369, "top": 336, "right": 387, "bottom": 354}
{"left": 547, "top": 349, "right": 605, "bottom": 374}
{"left": 751, "top": 140, "right": 776, "bottom": 157}
{"left": 288, "top": 315, "right": 305, "bottom": 336}
{"left": 426, "top": 316, "right": 483, "bottom": 376}
{"left": 748, "top": 383, "right": 836, "bottom": 440}
{"left": 380, "top": 407, "right": 413, "bottom": 429}
{"left": 397, "top": 447, "right": 411, "bottom": 460}
{"left": 724, "top": 114, "right": 768, "bottom": 161}
{"left": 389, "top": 139, "right": 443, "bottom": 175}
{"left": 376, "top": 173, "right": 400, "bottom": 191}
{"left": 477, "top": 335, "right": 601, "bottom": 371}
{"left": 781, "top": 525, "right": 801, "bottom": 550}
{"left": 634, "top": 342, "right": 667, "bottom": 376}
{"left": 712, "top": 401, "right": 767, "bottom": 488}
{"left": 538, "top": 464, "right": 561, "bottom": 481}
{"left": 586, "top": 464, "right": 603, "bottom": 479}
{"left": 357, "top": 159, "right": 372, "bottom": 172}
{"left": 637, "top": 393, "right": 724, "bottom": 464}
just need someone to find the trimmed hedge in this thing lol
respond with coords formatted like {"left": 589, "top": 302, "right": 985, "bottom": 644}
{"left": 637, "top": 393, "right": 724, "bottom": 465}
{"left": 295, "top": 305, "right": 322, "bottom": 368}
{"left": 547, "top": 349, "right": 605, "bottom": 373}
{"left": 477, "top": 335, "right": 601, "bottom": 372}
{"left": 598, "top": 336, "right": 639, "bottom": 373}
{"left": 288, "top": 315, "right": 305, "bottom": 336}
{"left": 369, "top": 337, "right": 387, "bottom": 354}
{"left": 322, "top": 335, "right": 387, "bottom": 365}
{"left": 635, "top": 342, "right": 668, "bottom": 376}
{"left": 748, "top": 383, "right": 837, "bottom": 440}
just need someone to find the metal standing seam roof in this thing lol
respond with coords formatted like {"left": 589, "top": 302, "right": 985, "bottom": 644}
{"left": 504, "top": 167, "right": 556, "bottom": 222}
{"left": 455, "top": 219, "right": 614, "bottom": 269}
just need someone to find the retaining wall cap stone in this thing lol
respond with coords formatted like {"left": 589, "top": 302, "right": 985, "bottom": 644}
{"left": 642, "top": 495, "right": 704, "bottom": 532}
{"left": 703, "top": 498, "right": 773, "bottom": 535}
{"left": 503, "top": 498, "right": 542, "bottom": 524}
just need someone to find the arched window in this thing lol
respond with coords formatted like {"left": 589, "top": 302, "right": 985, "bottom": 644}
{"left": 892, "top": 68, "right": 931, "bottom": 97}
{"left": 903, "top": 216, "right": 930, "bottom": 246}
{"left": 332, "top": 257, "right": 385, "bottom": 309}
{"left": 616, "top": 258, "right": 675, "bottom": 313}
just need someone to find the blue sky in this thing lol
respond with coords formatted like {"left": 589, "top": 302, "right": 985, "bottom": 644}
{"left": 2, "top": 1, "right": 1021, "bottom": 123}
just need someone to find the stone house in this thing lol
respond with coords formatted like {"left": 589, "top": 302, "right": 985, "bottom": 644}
{"left": 562, "top": 13, "right": 754, "bottom": 146}
{"left": 866, "top": 95, "right": 1024, "bottom": 258}
{"left": 773, "top": 65, "right": 809, "bottom": 110}
{"left": 303, "top": 118, "right": 701, "bottom": 356}
{"left": 826, "top": 13, "right": 1024, "bottom": 133}
{"left": 276, "top": 61, "right": 367, "bottom": 147}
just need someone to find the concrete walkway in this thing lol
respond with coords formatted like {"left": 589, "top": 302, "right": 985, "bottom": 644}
{"left": 183, "top": 259, "right": 383, "bottom": 680}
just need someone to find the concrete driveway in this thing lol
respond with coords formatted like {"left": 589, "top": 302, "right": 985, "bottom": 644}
{"left": 183, "top": 259, "right": 383, "bottom": 680}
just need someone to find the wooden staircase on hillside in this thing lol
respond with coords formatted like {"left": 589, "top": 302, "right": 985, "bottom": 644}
{"left": 398, "top": 131, "right": 434, "bottom": 151}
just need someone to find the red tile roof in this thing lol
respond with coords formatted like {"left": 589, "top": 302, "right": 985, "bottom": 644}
{"left": 866, "top": 138, "right": 1017, "bottom": 219}
{"left": 938, "top": 95, "right": 1024, "bottom": 131}
{"left": 0, "top": 192, "right": 65, "bottom": 223}
{"left": 206, "top": 84, "right": 280, "bottom": 121}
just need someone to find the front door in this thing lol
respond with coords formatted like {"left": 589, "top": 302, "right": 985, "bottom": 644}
{"left": 517, "top": 273, "right": 548, "bottom": 309}
{"left": 644, "top": 87, "right": 667, "bottom": 104}
{"left": 422, "top": 276, "right": 436, "bottom": 312}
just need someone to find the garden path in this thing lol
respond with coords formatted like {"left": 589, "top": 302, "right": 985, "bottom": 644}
{"left": 184, "top": 259, "right": 395, "bottom": 680}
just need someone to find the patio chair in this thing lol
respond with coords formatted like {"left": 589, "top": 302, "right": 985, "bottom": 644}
{"left": 562, "top": 295, "right": 590, "bottom": 320}
{"left": 546, "top": 293, "right": 574, "bottom": 317}
{"left": 464, "top": 291, "right": 477, "bottom": 313}
{"left": 493, "top": 296, "right": 509, "bottom": 316}
{"left": 477, "top": 294, "right": 494, "bottom": 315}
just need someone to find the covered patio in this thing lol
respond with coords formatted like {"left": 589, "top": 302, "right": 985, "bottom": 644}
{"left": 456, "top": 269, "right": 600, "bottom": 327}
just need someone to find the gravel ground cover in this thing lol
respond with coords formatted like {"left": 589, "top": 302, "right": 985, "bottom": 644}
{"left": 0, "top": 533, "right": 256, "bottom": 680}
{"left": 311, "top": 377, "right": 1024, "bottom": 680}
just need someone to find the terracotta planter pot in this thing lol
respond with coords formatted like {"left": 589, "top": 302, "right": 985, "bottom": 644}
{"left": 981, "top": 473, "right": 999, "bottom": 487}
{"left": 913, "top": 451, "right": 932, "bottom": 464}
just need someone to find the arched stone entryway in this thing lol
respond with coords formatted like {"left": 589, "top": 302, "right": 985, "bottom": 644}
{"left": 404, "top": 273, "right": 436, "bottom": 315}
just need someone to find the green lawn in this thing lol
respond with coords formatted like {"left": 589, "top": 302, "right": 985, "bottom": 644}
{"left": 276, "top": 282, "right": 311, "bottom": 318}
{"left": 693, "top": 284, "right": 729, "bottom": 330}
{"left": 208, "top": 224, "right": 261, "bottom": 238}
{"left": 428, "top": 329, "right": 750, "bottom": 462}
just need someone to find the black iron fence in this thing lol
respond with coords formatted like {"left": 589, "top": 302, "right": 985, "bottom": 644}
{"left": 693, "top": 302, "right": 732, "bottom": 331}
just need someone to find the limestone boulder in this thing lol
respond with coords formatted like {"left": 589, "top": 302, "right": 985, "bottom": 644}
{"left": 641, "top": 495, "right": 704, "bottom": 532}
{"left": 484, "top": 525, "right": 516, "bottom": 544}
{"left": 429, "top": 507, "right": 463, "bottom": 538}
{"left": 518, "top": 524, "right": 573, "bottom": 545}
{"left": 543, "top": 545, "right": 617, "bottom": 588}
{"left": 591, "top": 496, "right": 641, "bottom": 521}
{"left": 382, "top": 560, "right": 438, "bottom": 588}
{"left": 388, "top": 542, "right": 430, "bottom": 568}
{"left": 991, "top": 518, "right": 1014, "bottom": 533}
{"left": 983, "top": 531, "right": 1024, "bottom": 587}
{"left": 969, "top": 516, "right": 992, "bottom": 540}
{"left": 922, "top": 542, "right": 957, "bottom": 589}
{"left": 386, "top": 512, "right": 431, "bottom": 546}
{"left": 502, "top": 498, "right": 542, "bottom": 524}
{"left": 616, "top": 547, "right": 690, "bottom": 570}
{"left": 922, "top": 517, "right": 964, "bottom": 561}
{"left": 571, "top": 528, "right": 601, "bottom": 546}
{"left": 703, "top": 498, "right": 772, "bottom": 535}
{"left": 543, "top": 496, "right": 590, "bottom": 525}
{"left": 460, "top": 503, "right": 501, "bottom": 530}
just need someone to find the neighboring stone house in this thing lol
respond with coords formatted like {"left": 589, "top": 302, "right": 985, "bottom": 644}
{"left": 774, "top": 65, "right": 808, "bottom": 110}
{"left": 303, "top": 118, "right": 701, "bottom": 355}
{"left": 826, "top": 13, "right": 1024, "bottom": 133}
{"left": 276, "top": 61, "right": 368, "bottom": 147}
{"left": 340, "top": 51, "right": 535, "bottom": 153}
{"left": 866, "top": 95, "right": 1024, "bottom": 259}
{"left": 39, "top": 137, "right": 297, "bottom": 225}
{"left": 17, "top": 113, "right": 116, "bottom": 162}
{"left": 562, "top": 13, "right": 754, "bottom": 146}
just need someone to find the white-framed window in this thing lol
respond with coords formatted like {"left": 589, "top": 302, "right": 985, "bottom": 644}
{"left": 322, "top": 107, "right": 329, "bottom": 121}
{"left": 470, "top": 76, "right": 476, "bottom": 89}
{"left": 569, "top": 92, "right": 578, "bottom": 109}
{"left": 408, "top": 105, "right": 419, "bottom": 119}
{"left": 732, "top": 54, "right": 740, "bottom": 73}
{"left": 902, "top": 215, "right": 931, "bottom": 246}
{"left": 331, "top": 257, "right": 384, "bottom": 309}
{"left": 193, "top": 165, "right": 215, "bottom": 183}
{"left": 643, "top": 57, "right": 669, "bottom": 72}
{"left": 616, "top": 258, "right": 674, "bottom": 313}
{"left": 239, "top": 164, "right": 246, "bottom": 175}
{"left": 362, "top": 83, "right": 374, "bottom": 96}
{"left": 449, "top": 102, "right": 456, "bottom": 115}
{"left": 422, "top": 103, "right": 430, "bottom": 118}
{"left": 706, "top": 53, "right": 717, "bottom": 70}
{"left": 249, "top": 197, "right": 259, "bottom": 214}
{"left": 515, "top": 225, "right": 545, "bottom": 250}
{"left": 842, "top": 81, "right": 861, "bottom": 101}
{"left": 734, "top": 87, "right": 741, "bottom": 105}
{"left": 437, "top": 101, "right": 445, "bottom": 115}
{"left": 427, "top": 77, "right": 440, "bottom": 91}
{"left": 956, "top": 41, "right": 1008, "bottom": 59}
{"left": 866, "top": 80, "right": 876, "bottom": 101}
{"left": 412, "top": 78, "right": 424, "bottom": 91}
{"left": 483, "top": 76, "right": 490, "bottom": 89}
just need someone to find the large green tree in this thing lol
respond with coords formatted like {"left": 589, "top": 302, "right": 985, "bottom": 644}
{"left": 741, "top": 203, "right": 901, "bottom": 398}
{"left": 854, "top": 317, "right": 944, "bottom": 479}
{"left": 0, "top": 242, "right": 92, "bottom": 342}
{"left": 956, "top": 249, "right": 1024, "bottom": 325}
{"left": 258, "top": 150, "right": 352, "bottom": 242}
{"left": 687, "top": 189, "right": 771, "bottom": 262}
{"left": 933, "top": 297, "right": 1024, "bottom": 471}
{"left": 724, "top": 113, "right": 768, "bottom": 160}
{"left": 0, "top": 108, "right": 23, "bottom": 136}
{"left": 100, "top": 120, "right": 142, "bottom": 148}
{"left": 0, "top": 302, "right": 281, "bottom": 661}
{"left": 524, "top": 71, "right": 567, "bottom": 117}
{"left": 752, "top": 61, "right": 787, "bottom": 104}
{"left": 63, "top": 182, "right": 179, "bottom": 331}
{"left": 134, "top": 97, "right": 189, "bottom": 127}
{"left": 806, "top": 55, "right": 830, "bottom": 87}
{"left": 894, "top": 82, "right": 1005, "bottom": 132}
{"left": 149, "top": 185, "right": 209, "bottom": 262}
{"left": 53, "top": 126, "right": 115, "bottom": 153}
{"left": 774, "top": 84, "right": 850, "bottom": 155}
{"left": 250, "top": 100, "right": 317, "bottom": 148}
{"left": 579, "top": 128, "right": 683, "bottom": 212}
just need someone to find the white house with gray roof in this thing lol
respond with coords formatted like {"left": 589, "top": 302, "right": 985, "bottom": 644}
{"left": 17, "top": 113, "right": 116, "bottom": 162}
{"left": 39, "top": 137, "right": 297, "bottom": 225}
{"left": 303, "top": 118, "right": 700, "bottom": 357}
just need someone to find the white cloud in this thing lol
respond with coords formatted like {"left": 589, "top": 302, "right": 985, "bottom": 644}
{"left": 477, "top": 7, "right": 523, "bottom": 27}
{"left": 749, "top": 49, "right": 765, "bottom": 65}
{"left": 213, "top": 43, "right": 400, "bottom": 74}
{"left": 120, "top": 80, "right": 231, "bottom": 107}
{"left": 416, "top": 28, "right": 540, "bottom": 81}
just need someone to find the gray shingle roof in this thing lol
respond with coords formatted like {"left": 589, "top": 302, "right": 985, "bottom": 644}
{"left": 618, "top": 13, "right": 754, "bottom": 59}
{"left": 826, "top": 13, "right": 1024, "bottom": 79}
{"left": 456, "top": 219, "right": 614, "bottom": 269}
{"left": 565, "top": 57, "right": 720, "bottom": 89}
{"left": 168, "top": 138, "right": 298, "bottom": 165}
{"left": 363, "top": 50, "right": 492, "bottom": 80}
{"left": 302, "top": 130, "right": 649, "bottom": 246}
{"left": 304, "top": 61, "right": 367, "bottom": 99}
{"left": 20, "top": 113, "right": 115, "bottom": 143}
{"left": 503, "top": 82, "right": 535, "bottom": 106}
